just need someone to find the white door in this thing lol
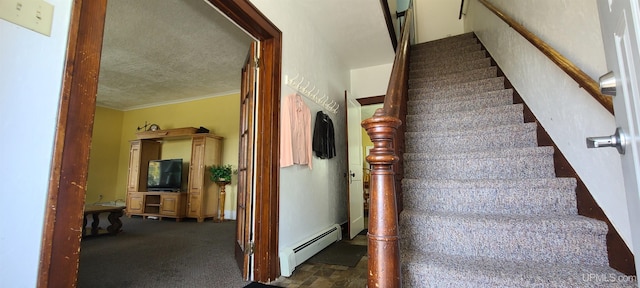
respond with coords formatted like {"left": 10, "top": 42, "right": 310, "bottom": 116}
{"left": 346, "top": 93, "right": 365, "bottom": 239}
{"left": 597, "top": 0, "right": 640, "bottom": 275}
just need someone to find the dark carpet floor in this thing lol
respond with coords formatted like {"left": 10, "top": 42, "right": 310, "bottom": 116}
{"left": 306, "top": 241, "right": 368, "bottom": 267}
{"left": 243, "top": 282, "right": 281, "bottom": 288}
{"left": 78, "top": 215, "right": 251, "bottom": 288}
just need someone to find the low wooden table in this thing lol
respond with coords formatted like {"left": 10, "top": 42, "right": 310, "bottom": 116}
{"left": 83, "top": 205, "right": 126, "bottom": 237}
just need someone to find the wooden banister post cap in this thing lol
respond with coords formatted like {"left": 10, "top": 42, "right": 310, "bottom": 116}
{"left": 361, "top": 108, "right": 401, "bottom": 166}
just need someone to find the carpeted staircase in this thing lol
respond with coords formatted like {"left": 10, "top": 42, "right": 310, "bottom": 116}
{"left": 399, "top": 33, "right": 637, "bottom": 287}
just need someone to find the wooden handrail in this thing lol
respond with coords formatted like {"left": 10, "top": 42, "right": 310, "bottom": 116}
{"left": 361, "top": 1, "right": 413, "bottom": 287}
{"left": 478, "top": 0, "right": 614, "bottom": 114}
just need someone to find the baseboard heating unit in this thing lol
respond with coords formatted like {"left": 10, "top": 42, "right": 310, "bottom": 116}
{"left": 279, "top": 224, "right": 342, "bottom": 277}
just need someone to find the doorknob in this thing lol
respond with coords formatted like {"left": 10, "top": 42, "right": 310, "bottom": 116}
{"left": 599, "top": 71, "right": 617, "bottom": 96}
{"left": 586, "top": 127, "right": 626, "bottom": 154}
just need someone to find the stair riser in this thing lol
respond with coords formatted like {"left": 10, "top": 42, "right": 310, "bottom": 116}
{"left": 403, "top": 187, "right": 578, "bottom": 215}
{"left": 403, "top": 264, "right": 558, "bottom": 288}
{"left": 407, "top": 92, "right": 512, "bottom": 115}
{"left": 402, "top": 264, "right": 546, "bottom": 288}
{"left": 402, "top": 267, "right": 490, "bottom": 288}
{"left": 408, "top": 66, "right": 498, "bottom": 85}
{"left": 405, "top": 129, "right": 538, "bottom": 153}
{"left": 407, "top": 89, "right": 513, "bottom": 106}
{"left": 404, "top": 156, "right": 556, "bottom": 179}
{"left": 413, "top": 41, "right": 481, "bottom": 53}
{"left": 407, "top": 102, "right": 522, "bottom": 121}
{"left": 401, "top": 264, "right": 632, "bottom": 288}
{"left": 411, "top": 49, "right": 486, "bottom": 69}
{"left": 409, "top": 77, "right": 504, "bottom": 98}
{"left": 412, "top": 33, "right": 477, "bottom": 50}
{"left": 406, "top": 110, "right": 523, "bottom": 132}
{"left": 410, "top": 58, "right": 492, "bottom": 77}
{"left": 409, "top": 44, "right": 487, "bottom": 68}
{"left": 400, "top": 216, "right": 609, "bottom": 266}
{"left": 409, "top": 77, "right": 505, "bottom": 100}
{"left": 409, "top": 67, "right": 497, "bottom": 91}
{"left": 402, "top": 178, "right": 577, "bottom": 190}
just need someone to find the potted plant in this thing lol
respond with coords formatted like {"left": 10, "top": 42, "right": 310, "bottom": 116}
{"left": 208, "top": 164, "right": 236, "bottom": 222}
{"left": 208, "top": 164, "right": 236, "bottom": 183}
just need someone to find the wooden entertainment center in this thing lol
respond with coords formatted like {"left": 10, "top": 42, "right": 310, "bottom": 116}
{"left": 125, "top": 127, "right": 223, "bottom": 222}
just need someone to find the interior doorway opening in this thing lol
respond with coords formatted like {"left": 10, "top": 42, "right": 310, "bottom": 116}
{"left": 355, "top": 99, "right": 383, "bottom": 239}
{"left": 39, "top": 0, "right": 282, "bottom": 286}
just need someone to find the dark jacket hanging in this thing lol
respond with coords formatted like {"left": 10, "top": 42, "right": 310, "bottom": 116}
{"left": 312, "top": 111, "right": 336, "bottom": 159}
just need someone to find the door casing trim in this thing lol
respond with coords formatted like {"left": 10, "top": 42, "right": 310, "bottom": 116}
{"left": 38, "top": 0, "right": 281, "bottom": 286}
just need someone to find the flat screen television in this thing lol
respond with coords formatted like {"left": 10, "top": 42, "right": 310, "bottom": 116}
{"left": 147, "top": 158, "right": 183, "bottom": 192}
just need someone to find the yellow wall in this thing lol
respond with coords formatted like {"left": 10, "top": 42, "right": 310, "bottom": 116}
{"left": 86, "top": 107, "right": 125, "bottom": 204}
{"left": 361, "top": 127, "right": 373, "bottom": 168}
{"left": 87, "top": 94, "right": 241, "bottom": 217}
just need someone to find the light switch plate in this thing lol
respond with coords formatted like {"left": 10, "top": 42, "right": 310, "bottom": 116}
{"left": 0, "top": 0, "right": 54, "bottom": 36}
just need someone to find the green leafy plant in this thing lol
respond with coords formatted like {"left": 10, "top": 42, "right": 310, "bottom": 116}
{"left": 208, "top": 164, "right": 236, "bottom": 183}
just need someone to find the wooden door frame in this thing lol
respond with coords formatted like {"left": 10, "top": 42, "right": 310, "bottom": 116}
{"left": 37, "top": 0, "right": 281, "bottom": 286}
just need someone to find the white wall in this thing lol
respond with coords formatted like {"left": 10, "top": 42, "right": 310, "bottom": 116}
{"left": 0, "top": 0, "right": 73, "bottom": 286}
{"left": 351, "top": 63, "right": 393, "bottom": 98}
{"left": 466, "top": 0, "right": 632, "bottom": 249}
{"left": 249, "top": 0, "right": 350, "bottom": 250}
{"left": 414, "top": 0, "right": 465, "bottom": 43}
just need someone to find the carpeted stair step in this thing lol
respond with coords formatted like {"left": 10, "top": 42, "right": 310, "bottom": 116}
{"left": 412, "top": 40, "right": 481, "bottom": 55}
{"left": 403, "top": 147, "right": 556, "bottom": 180}
{"left": 409, "top": 50, "right": 487, "bottom": 71}
{"left": 405, "top": 122, "right": 538, "bottom": 153}
{"left": 411, "top": 48, "right": 486, "bottom": 70}
{"left": 411, "top": 32, "right": 477, "bottom": 51}
{"left": 402, "top": 178, "right": 578, "bottom": 215}
{"left": 399, "top": 211, "right": 609, "bottom": 266}
{"left": 401, "top": 252, "right": 634, "bottom": 288}
{"left": 409, "top": 66, "right": 497, "bottom": 90}
{"left": 411, "top": 40, "right": 479, "bottom": 56}
{"left": 405, "top": 104, "right": 523, "bottom": 132}
{"left": 398, "top": 33, "right": 635, "bottom": 287}
{"left": 409, "top": 77, "right": 505, "bottom": 100}
{"left": 407, "top": 88, "right": 513, "bottom": 114}
{"left": 411, "top": 43, "right": 483, "bottom": 64}
{"left": 411, "top": 65, "right": 498, "bottom": 85}
{"left": 410, "top": 57, "right": 492, "bottom": 77}
{"left": 409, "top": 77, "right": 504, "bottom": 100}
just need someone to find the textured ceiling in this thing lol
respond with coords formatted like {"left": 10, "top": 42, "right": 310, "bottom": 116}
{"left": 97, "top": 0, "right": 394, "bottom": 110}
{"left": 97, "top": 0, "right": 253, "bottom": 110}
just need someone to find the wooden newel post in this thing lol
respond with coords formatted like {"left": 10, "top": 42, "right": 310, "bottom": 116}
{"left": 362, "top": 108, "right": 402, "bottom": 288}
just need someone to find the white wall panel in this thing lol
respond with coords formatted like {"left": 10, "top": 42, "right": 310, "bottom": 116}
{"left": 250, "top": 0, "right": 350, "bottom": 250}
{"left": 414, "top": 0, "right": 466, "bottom": 43}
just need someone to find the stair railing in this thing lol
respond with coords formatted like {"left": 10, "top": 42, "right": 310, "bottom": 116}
{"left": 361, "top": 1, "right": 413, "bottom": 287}
{"left": 478, "top": 0, "right": 614, "bottom": 114}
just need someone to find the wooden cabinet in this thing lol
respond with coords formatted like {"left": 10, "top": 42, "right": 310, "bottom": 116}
{"left": 127, "top": 192, "right": 145, "bottom": 214}
{"left": 126, "top": 140, "right": 161, "bottom": 193}
{"left": 124, "top": 128, "right": 222, "bottom": 222}
{"left": 160, "top": 193, "right": 186, "bottom": 217}
{"left": 187, "top": 135, "right": 222, "bottom": 222}
{"left": 126, "top": 192, "right": 187, "bottom": 221}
